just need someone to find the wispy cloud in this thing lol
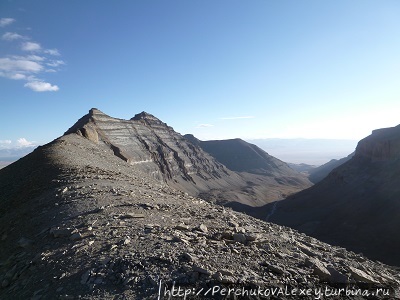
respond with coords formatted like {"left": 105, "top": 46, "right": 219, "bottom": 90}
{"left": 2, "top": 32, "right": 25, "bottom": 41}
{"left": 0, "top": 138, "right": 36, "bottom": 149}
{"left": 44, "top": 48, "right": 60, "bottom": 56}
{"left": 24, "top": 81, "right": 59, "bottom": 92}
{"left": 0, "top": 18, "right": 64, "bottom": 92}
{"left": 196, "top": 124, "right": 214, "bottom": 128}
{"left": 21, "top": 41, "right": 41, "bottom": 51}
{"left": 220, "top": 116, "right": 256, "bottom": 120}
{"left": 0, "top": 18, "right": 15, "bottom": 27}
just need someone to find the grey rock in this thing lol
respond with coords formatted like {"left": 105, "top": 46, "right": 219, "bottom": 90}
{"left": 198, "top": 224, "right": 208, "bottom": 233}
{"left": 348, "top": 266, "right": 379, "bottom": 284}
{"left": 69, "top": 232, "right": 82, "bottom": 241}
{"left": 193, "top": 265, "right": 211, "bottom": 276}
{"left": 119, "top": 213, "right": 145, "bottom": 219}
{"left": 233, "top": 233, "right": 247, "bottom": 244}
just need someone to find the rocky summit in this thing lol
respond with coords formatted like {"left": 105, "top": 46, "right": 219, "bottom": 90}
{"left": 0, "top": 110, "right": 399, "bottom": 299}
{"left": 266, "top": 124, "right": 400, "bottom": 267}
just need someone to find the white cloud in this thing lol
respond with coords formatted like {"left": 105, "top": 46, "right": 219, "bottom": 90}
{"left": 196, "top": 124, "right": 214, "bottom": 128}
{"left": 21, "top": 41, "right": 41, "bottom": 51}
{"left": 0, "top": 138, "right": 37, "bottom": 151}
{"left": 0, "top": 18, "right": 15, "bottom": 27}
{"left": 9, "top": 73, "right": 26, "bottom": 80}
{"left": 44, "top": 48, "right": 60, "bottom": 56}
{"left": 46, "top": 60, "right": 65, "bottom": 67}
{"left": 0, "top": 57, "right": 43, "bottom": 73}
{"left": 0, "top": 18, "right": 64, "bottom": 91}
{"left": 17, "top": 138, "right": 34, "bottom": 147}
{"left": 24, "top": 81, "right": 59, "bottom": 92}
{"left": 2, "top": 32, "right": 25, "bottom": 41}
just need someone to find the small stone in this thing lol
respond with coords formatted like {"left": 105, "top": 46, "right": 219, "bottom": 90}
{"left": 348, "top": 266, "right": 379, "bottom": 284}
{"left": 198, "top": 224, "right": 208, "bottom": 233}
{"left": 193, "top": 265, "right": 211, "bottom": 276}
{"left": 69, "top": 232, "right": 82, "bottom": 241}
{"left": 265, "top": 263, "right": 286, "bottom": 275}
{"left": 175, "top": 224, "right": 190, "bottom": 231}
{"left": 62, "top": 187, "right": 68, "bottom": 194}
{"left": 220, "top": 269, "right": 234, "bottom": 276}
{"left": 233, "top": 233, "right": 246, "bottom": 244}
{"left": 221, "top": 231, "right": 233, "bottom": 239}
{"left": 312, "top": 261, "right": 331, "bottom": 281}
{"left": 119, "top": 213, "right": 145, "bottom": 219}
{"left": 182, "top": 252, "right": 196, "bottom": 262}
{"left": 245, "top": 233, "right": 259, "bottom": 241}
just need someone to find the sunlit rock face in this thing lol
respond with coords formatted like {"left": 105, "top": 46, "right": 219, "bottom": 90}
{"left": 65, "top": 108, "right": 237, "bottom": 190}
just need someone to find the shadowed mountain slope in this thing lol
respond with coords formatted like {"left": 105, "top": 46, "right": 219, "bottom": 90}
{"left": 0, "top": 122, "right": 399, "bottom": 298}
{"left": 308, "top": 152, "right": 354, "bottom": 183}
{"left": 266, "top": 124, "right": 400, "bottom": 266}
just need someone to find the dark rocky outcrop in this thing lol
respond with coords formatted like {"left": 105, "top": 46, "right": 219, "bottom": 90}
{"left": 266, "top": 124, "right": 400, "bottom": 266}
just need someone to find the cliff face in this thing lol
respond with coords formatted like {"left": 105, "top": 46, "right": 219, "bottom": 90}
{"left": 65, "top": 108, "right": 230, "bottom": 184}
{"left": 356, "top": 125, "right": 400, "bottom": 161}
{"left": 266, "top": 124, "right": 400, "bottom": 266}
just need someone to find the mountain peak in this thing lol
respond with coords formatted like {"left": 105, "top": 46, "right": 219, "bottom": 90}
{"left": 88, "top": 107, "right": 107, "bottom": 117}
{"left": 131, "top": 111, "right": 169, "bottom": 128}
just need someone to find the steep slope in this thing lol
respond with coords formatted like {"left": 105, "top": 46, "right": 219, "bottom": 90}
{"left": 267, "top": 124, "right": 400, "bottom": 266}
{"left": 65, "top": 109, "right": 310, "bottom": 212}
{"left": 0, "top": 133, "right": 399, "bottom": 299}
{"left": 308, "top": 152, "right": 354, "bottom": 183}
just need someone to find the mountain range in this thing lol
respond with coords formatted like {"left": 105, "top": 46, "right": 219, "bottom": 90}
{"left": 0, "top": 109, "right": 399, "bottom": 299}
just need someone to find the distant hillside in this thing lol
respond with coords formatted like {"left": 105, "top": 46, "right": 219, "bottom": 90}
{"left": 185, "top": 135, "right": 308, "bottom": 180}
{"left": 308, "top": 152, "right": 354, "bottom": 183}
{"left": 287, "top": 163, "right": 317, "bottom": 174}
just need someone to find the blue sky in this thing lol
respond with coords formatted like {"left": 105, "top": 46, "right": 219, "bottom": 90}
{"left": 1, "top": 0, "right": 400, "bottom": 151}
